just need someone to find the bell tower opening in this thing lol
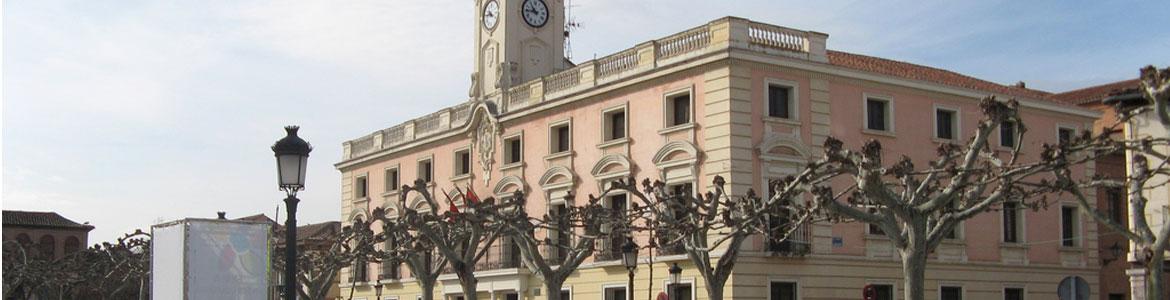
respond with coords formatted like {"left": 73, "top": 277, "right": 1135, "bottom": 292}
{"left": 470, "top": 0, "right": 566, "bottom": 101}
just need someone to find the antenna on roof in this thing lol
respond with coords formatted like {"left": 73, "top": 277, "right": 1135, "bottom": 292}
{"left": 564, "top": 0, "right": 582, "bottom": 61}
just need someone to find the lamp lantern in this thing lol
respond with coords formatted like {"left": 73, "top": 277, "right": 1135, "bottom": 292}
{"left": 272, "top": 126, "right": 312, "bottom": 191}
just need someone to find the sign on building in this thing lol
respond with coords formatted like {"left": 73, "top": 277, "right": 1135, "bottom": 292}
{"left": 152, "top": 218, "right": 271, "bottom": 300}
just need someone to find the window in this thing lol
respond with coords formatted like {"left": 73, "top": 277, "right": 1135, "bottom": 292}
{"left": 606, "top": 194, "right": 629, "bottom": 256}
{"left": 1109, "top": 294, "right": 1125, "bottom": 300}
{"left": 504, "top": 136, "right": 522, "bottom": 164}
{"left": 1107, "top": 188, "right": 1124, "bottom": 223}
{"left": 667, "top": 93, "right": 692, "bottom": 126}
{"left": 767, "top": 84, "right": 794, "bottom": 119}
{"left": 559, "top": 290, "right": 571, "bottom": 300}
{"left": 669, "top": 182, "right": 693, "bottom": 197}
{"left": 1058, "top": 127, "right": 1076, "bottom": 144}
{"left": 385, "top": 168, "right": 400, "bottom": 192}
{"left": 1062, "top": 206, "right": 1078, "bottom": 247}
{"left": 549, "top": 204, "right": 570, "bottom": 262}
{"left": 867, "top": 284, "right": 894, "bottom": 300}
{"left": 604, "top": 287, "right": 627, "bottom": 300}
{"left": 935, "top": 107, "right": 958, "bottom": 140}
{"left": 382, "top": 236, "right": 401, "bottom": 279}
{"left": 1000, "top": 120, "right": 1017, "bottom": 148}
{"left": 669, "top": 283, "right": 692, "bottom": 300}
{"left": 865, "top": 97, "right": 891, "bottom": 132}
{"left": 418, "top": 159, "right": 433, "bottom": 183}
{"left": 505, "top": 293, "right": 518, "bottom": 300}
{"left": 455, "top": 149, "right": 471, "bottom": 176}
{"left": 940, "top": 286, "right": 962, "bottom": 300}
{"left": 1004, "top": 288, "right": 1024, "bottom": 300}
{"left": 769, "top": 281, "right": 797, "bottom": 300}
{"left": 866, "top": 207, "right": 884, "bottom": 235}
{"left": 64, "top": 236, "right": 80, "bottom": 254}
{"left": 1003, "top": 202, "right": 1022, "bottom": 243}
{"left": 38, "top": 235, "right": 56, "bottom": 259}
{"left": 355, "top": 176, "right": 369, "bottom": 199}
{"left": 604, "top": 108, "right": 626, "bottom": 141}
{"left": 551, "top": 123, "right": 571, "bottom": 154}
{"left": 352, "top": 259, "right": 368, "bottom": 282}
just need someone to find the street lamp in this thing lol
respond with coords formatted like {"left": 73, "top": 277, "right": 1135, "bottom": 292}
{"left": 374, "top": 281, "right": 384, "bottom": 300}
{"left": 273, "top": 125, "right": 312, "bottom": 300}
{"left": 622, "top": 238, "right": 638, "bottom": 300}
{"left": 667, "top": 262, "right": 683, "bottom": 300}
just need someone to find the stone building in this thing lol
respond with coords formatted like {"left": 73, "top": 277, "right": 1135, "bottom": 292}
{"left": 2, "top": 210, "right": 94, "bottom": 260}
{"left": 335, "top": 1, "right": 1104, "bottom": 299}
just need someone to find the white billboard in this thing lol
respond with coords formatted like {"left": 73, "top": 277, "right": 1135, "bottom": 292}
{"left": 152, "top": 218, "right": 271, "bottom": 300}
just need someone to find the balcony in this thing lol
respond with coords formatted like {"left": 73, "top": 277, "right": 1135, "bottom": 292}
{"left": 765, "top": 224, "right": 811, "bottom": 256}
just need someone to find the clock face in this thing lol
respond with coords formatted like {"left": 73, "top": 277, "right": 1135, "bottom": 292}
{"left": 521, "top": 0, "right": 549, "bottom": 28}
{"left": 482, "top": 0, "right": 499, "bottom": 30}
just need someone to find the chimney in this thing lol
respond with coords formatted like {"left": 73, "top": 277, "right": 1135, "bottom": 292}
{"left": 217, "top": 212, "right": 226, "bottom": 220}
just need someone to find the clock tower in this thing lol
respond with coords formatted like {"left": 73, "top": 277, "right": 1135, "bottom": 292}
{"left": 470, "top": 0, "right": 566, "bottom": 100}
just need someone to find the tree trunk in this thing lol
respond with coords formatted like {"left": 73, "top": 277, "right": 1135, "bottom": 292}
{"left": 901, "top": 246, "right": 927, "bottom": 300}
{"left": 457, "top": 270, "right": 479, "bottom": 300}
{"left": 899, "top": 226, "right": 929, "bottom": 300}
{"left": 1147, "top": 250, "right": 1165, "bottom": 300}
{"left": 420, "top": 280, "right": 437, "bottom": 300}
{"left": 704, "top": 281, "right": 724, "bottom": 300}
{"left": 545, "top": 276, "right": 565, "bottom": 300}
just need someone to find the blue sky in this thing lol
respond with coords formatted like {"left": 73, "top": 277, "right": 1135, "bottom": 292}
{"left": 4, "top": 0, "right": 1167, "bottom": 242}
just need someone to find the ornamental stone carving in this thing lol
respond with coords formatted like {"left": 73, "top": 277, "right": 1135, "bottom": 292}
{"left": 470, "top": 109, "right": 499, "bottom": 185}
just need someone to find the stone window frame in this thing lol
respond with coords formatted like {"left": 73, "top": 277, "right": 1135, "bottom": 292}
{"left": 862, "top": 93, "right": 895, "bottom": 135}
{"left": 932, "top": 104, "right": 961, "bottom": 142}
{"left": 764, "top": 78, "right": 800, "bottom": 124}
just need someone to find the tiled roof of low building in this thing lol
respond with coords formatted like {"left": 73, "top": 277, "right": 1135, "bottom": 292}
{"left": 3, "top": 210, "right": 94, "bottom": 230}
{"left": 827, "top": 50, "right": 1055, "bottom": 101}
{"left": 1050, "top": 79, "right": 1141, "bottom": 105}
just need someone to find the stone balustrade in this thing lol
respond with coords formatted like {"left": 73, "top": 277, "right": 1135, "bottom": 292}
{"left": 342, "top": 17, "right": 827, "bottom": 160}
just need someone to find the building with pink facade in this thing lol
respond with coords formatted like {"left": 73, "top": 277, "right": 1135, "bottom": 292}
{"left": 335, "top": 2, "right": 1104, "bottom": 299}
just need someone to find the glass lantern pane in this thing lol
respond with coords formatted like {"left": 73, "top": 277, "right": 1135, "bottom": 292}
{"left": 278, "top": 155, "right": 302, "bottom": 186}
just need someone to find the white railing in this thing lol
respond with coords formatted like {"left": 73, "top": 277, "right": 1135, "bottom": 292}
{"left": 657, "top": 25, "right": 711, "bottom": 59}
{"left": 383, "top": 125, "right": 405, "bottom": 148}
{"left": 351, "top": 136, "right": 376, "bottom": 157}
{"left": 544, "top": 67, "right": 582, "bottom": 94}
{"left": 450, "top": 103, "right": 473, "bottom": 127}
{"left": 414, "top": 113, "right": 445, "bottom": 137}
{"left": 747, "top": 22, "right": 806, "bottom": 52}
{"left": 596, "top": 48, "right": 640, "bottom": 79}
{"left": 508, "top": 82, "right": 535, "bottom": 111}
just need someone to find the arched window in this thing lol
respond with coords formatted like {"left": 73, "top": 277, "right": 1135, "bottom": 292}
{"left": 38, "top": 235, "right": 56, "bottom": 259}
{"left": 64, "top": 236, "right": 81, "bottom": 254}
{"left": 15, "top": 233, "right": 32, "bottom": 246}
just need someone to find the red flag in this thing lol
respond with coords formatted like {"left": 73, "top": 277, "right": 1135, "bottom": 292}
{"left": 465, "top": 185, "right": 480, "bottom": 204}
{"left": 442, "top": 188, "right": 459, "bottom": 222}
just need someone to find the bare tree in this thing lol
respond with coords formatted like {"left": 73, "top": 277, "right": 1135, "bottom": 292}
{"left": 807, "top": 98, "right": 1079, "bottom": 300}
{"left": 1046, "top": 66, "right": 1170, "bottom": 299}
{"left": 399, "top": 179, "right": 509, "bottom": 300}
{"left": 610, "top": 174, "right": 824, "bottom": 300}
{"left": 493, "top": 189, "right": 621, "bottom": 300}
{"left": 274, "top": 220, "right": 376, "bottom": 300}
{"left": 371, "top": 203, "right": 449, "bottom": 300}
{"left": 3, "top": 229, "right": 152, "bottom": 300}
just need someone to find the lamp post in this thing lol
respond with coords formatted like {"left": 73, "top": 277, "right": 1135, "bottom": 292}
{"left": 667, "top": 263, "right": 682, "bottom": 300}
{"left": 622, "top": 238, "right": 638, "bottom": 300}
{"left": 273, "top": 126, "right": 312, "bottom": 300}
{"left": 374, "top": 281, "right": 384, "bottom": 300}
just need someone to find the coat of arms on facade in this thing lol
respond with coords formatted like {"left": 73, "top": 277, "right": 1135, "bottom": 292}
{"left": 470, "top": 110, "right": 499, "bottom": 185}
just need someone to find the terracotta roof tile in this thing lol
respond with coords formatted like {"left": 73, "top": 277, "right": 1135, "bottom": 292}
{"left": 3, "top": 210, "right": 94, "bottom": 230}
{"left": 1050, "top": 79, "right": 1141, "bottom": 105}
{"left": 827, "top": 50, "right": 1055, "bottom": 101}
